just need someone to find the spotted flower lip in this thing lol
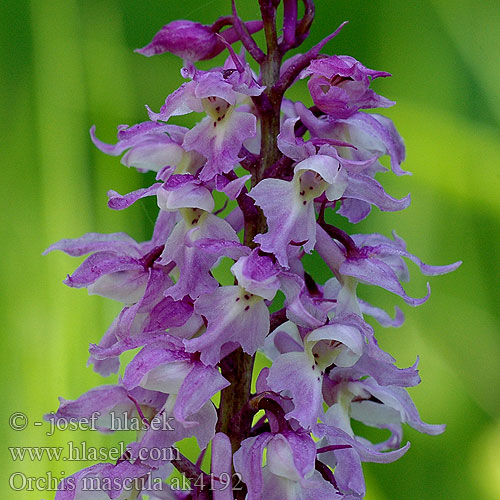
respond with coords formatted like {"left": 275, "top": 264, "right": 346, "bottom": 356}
{"left": 230, "top": 249, "right": 281, "bottom": 301}
{"left": 147, "top": 57, "right": 264, "bottom": 181}
{"left": 249, "top": 154, "right": 344, "bottom": 268}
{"left": 276, "top": 115, "right": 411, "bottom": 225}
{"left": 183, "top": 284, "right": 270, "bottom": 365}
{"left": 262, "top": 313, "right": 395, "bottom": 430}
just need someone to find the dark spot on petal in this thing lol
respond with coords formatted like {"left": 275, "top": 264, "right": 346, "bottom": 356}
{"left": 244, "top": 294, "right": 250, "bottom": 300}
{"left": 309, "top": 186, "right": 313, "bottom": 190}
{"left": 244, "top": 305, "right": 250, "bottom": 311}
{"left": 216, "top": 106, "right": 220, "bottom": 112}
{"left": 222, "top": 69, "right": 237, "bottom": 79}
{"left": 300, "top": 190, "right": 305, "bottom": 196}
{"left": 217, "top": 116, "right": 222, "bottom": 121}
{"left": 312, "top": 365, "right": 315, "bottom": 370}
{"left": 235, "top": 297, "right": 240, "bottom": 302}
{"left": 320, "top": 84, "right": 330, "bottom": 94}
{"left": 302, "top": 201, "right": 307, "bottom": 205}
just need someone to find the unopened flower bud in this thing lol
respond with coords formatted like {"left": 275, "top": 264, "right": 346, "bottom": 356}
{"left": 136, "top": 19, "right": 263, "bottom": 62}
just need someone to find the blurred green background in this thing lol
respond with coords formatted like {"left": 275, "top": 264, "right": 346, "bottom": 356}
{"left": 1, "top": 0, "right": 499, "bottom": 499}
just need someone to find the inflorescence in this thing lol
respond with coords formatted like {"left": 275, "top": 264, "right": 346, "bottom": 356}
{"left": 44, "top": 2, "right": 461, "bottom": 499}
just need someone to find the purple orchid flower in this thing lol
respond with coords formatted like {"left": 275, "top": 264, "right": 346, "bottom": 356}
{"left": 54, "top": 461, "right": 155, "bottom": 500}
{"left": 136, "top": 18, "right": 264, "bottom": 62}
{"left": 234, "top": 426, "right": 341, "bottom": 500}
{"left": 147, "top": 56, "right": 264, "bottom": 181}
{"left": 301, "top": 55, "right": 394, "bottom": 119}
{"left": 43, "top": 210, "right": 176, "bottom": 304}
{"left": 250, "top": 154, "right": 345, "bottom": 268}
{"left": 183, "top": 251, "right": 278, "bottom": 365}
{"left": 90, "top": 122, "right": 204, "bottom": 174}
{"left": 322, "top": 370, "right": 445, "bottom": 452}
